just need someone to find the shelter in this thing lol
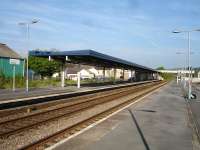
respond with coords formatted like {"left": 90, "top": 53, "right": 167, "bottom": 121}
{"left": 30, "top": 49, "right": 158, "bottom": 87}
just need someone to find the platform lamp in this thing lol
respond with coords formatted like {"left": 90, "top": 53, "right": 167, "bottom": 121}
{"left": 18, "top": 19, "right": 39, "bottom": 92}
{"left": 172, "top": 29, "right": 200, "bottom": 99}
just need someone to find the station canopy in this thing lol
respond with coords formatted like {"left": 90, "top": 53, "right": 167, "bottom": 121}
{"left": 29, "top": 49, "right": 157, "bottom": 73}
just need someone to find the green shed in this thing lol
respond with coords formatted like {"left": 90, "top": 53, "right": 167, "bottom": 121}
{"left": 0, "top": 43, "right": 25, "bottom": 77}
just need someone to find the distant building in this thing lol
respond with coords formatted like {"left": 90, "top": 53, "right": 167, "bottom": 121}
{"left": 52, "top": 63, "right": 134, "bottom": 81}
{"left": 66, "top": 65, "right": 96, "bottom": 80}
{"left": 64, "top": 65, "right": 131, "bottom": 81}
{"left": 157, "top": 69, "right": 194, "bottom": 74}
{"left": 0, "top": 43, "right": 25, "bottom": 77}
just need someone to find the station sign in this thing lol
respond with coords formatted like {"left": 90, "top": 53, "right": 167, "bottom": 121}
{"left": 10, "top": 59, "right": 20, "bottom": 65}
{"left": 9, "top": 59, "right": 20, "bottom": 92}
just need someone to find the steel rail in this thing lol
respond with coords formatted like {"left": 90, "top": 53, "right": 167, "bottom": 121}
{"left": 0, "top": 82, "right": 158, "bottom": 137}
{"left": 0, "top": 81, "right": 157, "bottom": 117}
{"left": 20, "top": 82, "right": 166, "bottom": 150}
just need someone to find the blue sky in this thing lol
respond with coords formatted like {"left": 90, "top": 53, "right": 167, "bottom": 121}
{"left": 0, "top": 0, "right": 200, "bottom": 69}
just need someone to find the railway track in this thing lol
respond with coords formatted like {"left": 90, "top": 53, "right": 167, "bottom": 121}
{"left": 0, "top": 81, "right": 155, "bottom": 118}
{"left": 0, "top": 82, "right": 156, "bottom": 137}
{"left": 0, "top": 81, "right": 166, "bottom": 150}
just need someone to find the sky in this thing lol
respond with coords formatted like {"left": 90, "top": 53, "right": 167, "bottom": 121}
{"left": 0, "top": 0, "right": 200, "bottom": 69}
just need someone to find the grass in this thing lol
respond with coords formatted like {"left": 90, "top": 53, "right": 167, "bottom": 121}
{"left": 0, "top": 77, "right": 101, "bottom": 89}
{"left": 160, "top": 73, "right": 175, "bottom": 81}
{"left": 0, "top": 76, "right": 121, "bottom": 89}
{"left": 0, "top": 76, "right": 61, "bottom": 89}
{"left": 29, "top": 78, "right": 61, "bottom": 88}
{"left": 0, "top": 75, "right": 25, "bottom": 89}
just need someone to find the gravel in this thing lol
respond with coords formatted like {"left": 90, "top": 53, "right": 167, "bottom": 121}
{"left": 0, "top": 91, "right": 144, "bottom": 150}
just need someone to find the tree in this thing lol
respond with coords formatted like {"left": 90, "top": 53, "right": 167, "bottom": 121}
{"left": 29, "top": 56, "right": 62, "bottom": 78}
{"left": 156, "top": 66, "right": 165, "bottom": 70}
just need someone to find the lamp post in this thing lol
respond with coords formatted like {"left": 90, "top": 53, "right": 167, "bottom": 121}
{"left": 172, "top": 29, "right": 200, "bottom": 99}
{"left": 18, "top": 19, "right": 39, "bottom": 92}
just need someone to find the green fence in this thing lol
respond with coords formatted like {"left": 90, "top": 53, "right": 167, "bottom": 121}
{"left": 0, "top": 57, "right": 24, "bottom": 77}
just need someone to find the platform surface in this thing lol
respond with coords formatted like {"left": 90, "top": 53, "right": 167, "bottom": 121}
{"left": 0, "top": 83, "right": 126, "bottom": 102}
{"left": 0, "top": 81, "right": 152, "bottom": 104}
{"left": 0, "top": 86, "right": 86, "bottom": 102}
{"left": 188, "top": 83, "right": 200, "bottom": 146}
{"left": 52, "top": 81, "right": 193, "bottom": 150}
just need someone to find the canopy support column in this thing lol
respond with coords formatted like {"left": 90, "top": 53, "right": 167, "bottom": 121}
{"left": 122, "top": 69, "right": 125, "bottom": 80}
{"left": 131, "top": 70, "right": 133, "bottom": 82}
{"left": 77, "top": 64, "right": 81, "bottom": 88}
{"left": 103, "top": 67, "right": 105, "bottom": 80}
{"left": 61, "top": 63, "right": 65, "bottom": 88}
{"left": 114, "top": 68, "right": 116, "bottom": 83}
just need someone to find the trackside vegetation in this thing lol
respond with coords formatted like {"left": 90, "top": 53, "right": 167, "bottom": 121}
{"left": 160, "top": 73, "right": 175, "bottom": 81}
{"left": 156, "top": 66, "right": 175, "bottom": 81}
{"left": 29, "top": 56, "right": 62, "bottom": 78}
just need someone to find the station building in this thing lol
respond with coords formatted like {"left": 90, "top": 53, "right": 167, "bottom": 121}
{"left": 0, "top": 43, "right": 25, "bottom": 77}
{"left": 64, "top": 65, "right": 131, "bottom": 81}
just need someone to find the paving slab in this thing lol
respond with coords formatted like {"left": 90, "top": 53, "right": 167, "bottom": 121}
{"left": 188, "top": 83, "right": 200, "bottom": 148}
{"left": 52, "top": 81, "right": 193, "bottom": 150}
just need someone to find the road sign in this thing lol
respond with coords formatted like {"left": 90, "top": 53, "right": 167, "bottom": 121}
{"left": 10, "top": 59, "right": 20, "bottom": 65}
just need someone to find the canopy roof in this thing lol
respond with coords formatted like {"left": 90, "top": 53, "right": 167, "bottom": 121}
{"left": 29, "top": 49, "right": 157, "bottom": 73}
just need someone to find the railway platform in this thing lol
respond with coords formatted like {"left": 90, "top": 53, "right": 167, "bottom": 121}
{"left": 0, "top": 81, "right": 155, "bottom": 110}
{"left": 50, "top": 81, "right": 195, "bottom": 150}
{"left": 0, "top": 82, "right": 142, "bottom": 102}
{"left": 187, "top": 83, "right": 200, "bottom": 147}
